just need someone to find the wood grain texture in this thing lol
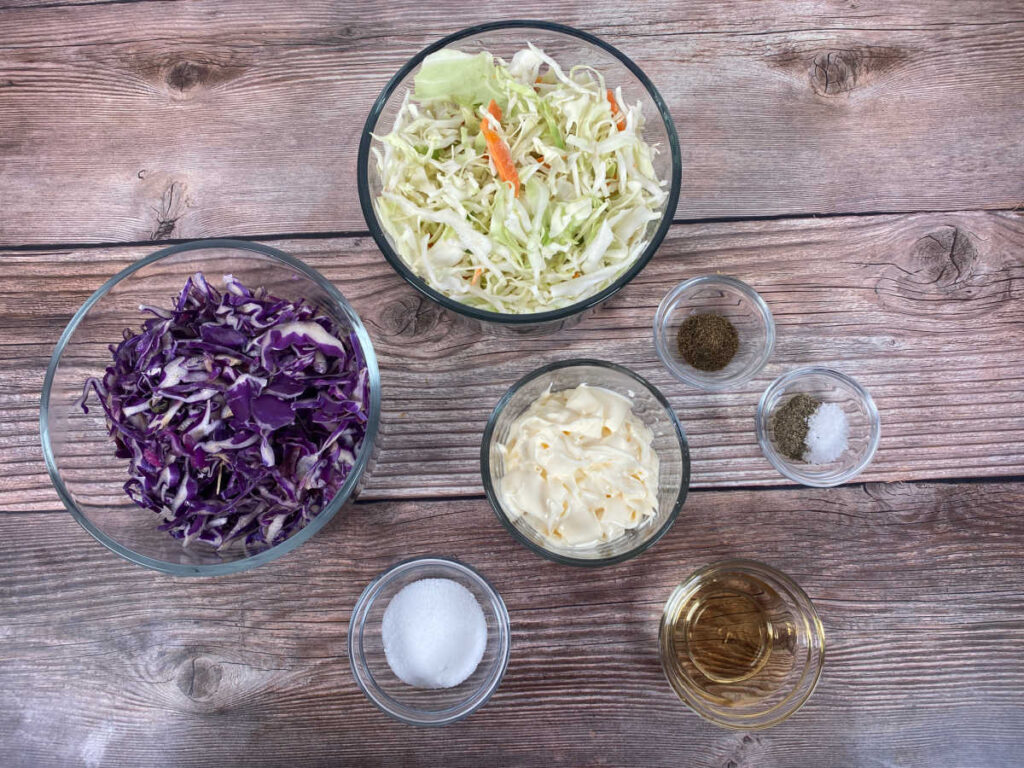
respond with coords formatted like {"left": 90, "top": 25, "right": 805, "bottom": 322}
{"left": 1, "top": 1, "right": 1023, "bottom": 244}
{"left": 2, "top": 4, "right": 1023, "bottom": 765}
{"left": 2, "top": 210, "right": 1022, "bottom": 509}
{"left": 2, "top": 480, "right": 1023, "bottom": 767}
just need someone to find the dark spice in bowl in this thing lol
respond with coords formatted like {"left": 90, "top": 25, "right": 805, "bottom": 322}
{"left": 772, "top": 393, "right": 822, "bottom": 461}
{"left": 677, "top": 313, "right": 739, "bottom": 371}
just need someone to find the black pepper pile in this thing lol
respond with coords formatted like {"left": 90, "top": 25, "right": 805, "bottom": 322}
{"left": 771, "top": 393, "right": 822, "bottom": 461}
{"left": 677, "top": 313, "right": 740, "bottom": 372}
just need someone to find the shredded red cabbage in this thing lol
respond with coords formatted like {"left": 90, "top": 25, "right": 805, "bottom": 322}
{"left": 79, "top": 273, "right": 369, "bottom": 551}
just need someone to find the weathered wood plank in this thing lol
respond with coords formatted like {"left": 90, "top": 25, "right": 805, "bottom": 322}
{"left": 2, "top": 210, "right": 1022, "bottom": 510}
{"left": 5, "top": 0, "right": 1021, "bottom": 25}
{"left": 0, "top": 1, "right": 1022, "bottom": 244}
{"left": 1, "top": 481, "right": 1022, "bottom": 767}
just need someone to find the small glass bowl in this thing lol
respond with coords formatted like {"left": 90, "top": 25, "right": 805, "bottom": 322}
{"left": 358, "top": 20, "right": 681, "bottom": 335}
{"left": 40, "top": 240, "right": 381, "bottom": 576}
{"left": 481, "top": 359, "right": 689, "bottom": 566}
{"left": 756, "top": 367, "right": 881, "bottom": 487}
{"left": 659, "top": 559, "right": 825, "bottom": 730}
{"left": 653, "top": 275, "right": 774, "bottom": 390}
{"left": 348, "top": 557, "right": 511, "bottom": 726}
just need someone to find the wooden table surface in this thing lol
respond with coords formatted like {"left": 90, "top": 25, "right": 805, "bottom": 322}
{"left": 2, "top": 2, "right": 1023, "bottom": 766}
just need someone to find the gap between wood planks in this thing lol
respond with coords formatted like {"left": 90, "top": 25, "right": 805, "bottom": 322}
{"left": 354, "top": 473, "right": 1024, "bottom": 504}
{"left": 1, "top": 205, "right": 1020, "bottom": 254}
{"left": 8, "top": 474, "right": 1024, "bottom": 515}
{"left": 0, "top": 0, "right": 157, "bottom": 11}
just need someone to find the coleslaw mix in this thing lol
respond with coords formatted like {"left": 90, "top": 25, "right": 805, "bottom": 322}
{"left": 372, "top": 45, "right": 668, "bottom": 314}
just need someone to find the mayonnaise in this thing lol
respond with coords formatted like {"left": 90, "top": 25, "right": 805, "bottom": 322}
{"left": 497, "top": 384, "right": 660, "bottom": 547}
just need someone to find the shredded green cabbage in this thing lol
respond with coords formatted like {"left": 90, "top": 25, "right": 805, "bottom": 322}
{"left": 372, "top": 44, "right": 669, "bottom": 314}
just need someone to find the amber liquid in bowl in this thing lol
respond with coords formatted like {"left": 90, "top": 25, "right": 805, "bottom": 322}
{"left": 665, "top": 573, "right": 795, "bottom": 700}
{"left": 659, "top": 560, "right": 824, "bottom": 729}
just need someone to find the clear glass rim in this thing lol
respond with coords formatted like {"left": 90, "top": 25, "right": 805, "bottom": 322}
{"left": 356, "top": 19, "right": 683, "bottom": 325}
{"left": 754, "top": 366, "right": 881, "bottom": 488}
{"left": 346, "top": 556, "right": 511, "bottom": 726}
{"left": 480, "top": 358, "right": 690, "bottom": 566}
{"left": 659, "top": 558, "right": 826, "bottom": 730}
{"left": 653, "top": 275, "right": 775, "bottom": 391}
{"left": 38, "top": 238, "right": 382, "bottom": 577}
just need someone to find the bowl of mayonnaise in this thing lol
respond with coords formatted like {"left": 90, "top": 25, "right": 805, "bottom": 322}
{"left": 481, "top": 359, "right": 690, "bottom": 566}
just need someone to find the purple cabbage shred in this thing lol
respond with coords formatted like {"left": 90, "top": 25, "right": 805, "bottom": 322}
{"left": 79, "top": 273, "right": 369, "bottom": 551}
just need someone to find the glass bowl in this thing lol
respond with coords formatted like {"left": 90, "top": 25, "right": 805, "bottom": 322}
{"left": 755, "top": 367, "right": 880, "bottom": 487}
{"left": 654, "top": 275, "right": 774, "bottom": 390}
{"left": 39, "top": 239, "right": 382, "bottom": 576}
{"left": 659, "top": 559, "right": 825, "bottom": 730}
{"left": 348, "top": 557, "right": 511, "bottom": 726}
{"left": 357, "top": 20, "right": 682, "bottom": 334}
{"left": 481, "top": 359, "right": 689, "bottom": 566}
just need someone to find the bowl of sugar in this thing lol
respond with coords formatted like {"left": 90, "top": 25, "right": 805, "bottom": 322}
{"left": 348, "top": 556, "right": 511, "bottom": 725}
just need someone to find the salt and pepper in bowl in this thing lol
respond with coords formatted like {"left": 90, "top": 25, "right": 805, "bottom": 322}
{"left": 756, "top": 367, "right": 881, "bottom": 487}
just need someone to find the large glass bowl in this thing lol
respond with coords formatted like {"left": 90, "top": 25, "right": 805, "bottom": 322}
{"left": 39, "top": 240, "right": 382, "bottom": 576}
{"left": 481, "top": 359, "right": 689, "bottom": 565}
{"left": 348, "top": 557, "right": 511, "bottom": 726}
{"left": 358, "top": 20, "right": 682, "bottom": 334}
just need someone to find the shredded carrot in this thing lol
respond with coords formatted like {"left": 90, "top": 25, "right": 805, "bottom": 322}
{"left": 480, "top": 100, "right": 520, "bottom": 197}
{"left": 606, "top": 88, "right": 627, "bottom": 131}
{"left": 471, "top": 267, "right": 482, "bottom": 285}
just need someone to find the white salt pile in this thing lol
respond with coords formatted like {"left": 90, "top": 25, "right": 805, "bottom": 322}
{"left": 803, "top": 402, "right": 849, "bottom": 464}
{"left": 381, "top": 578, "right": 487, "bottom": 689}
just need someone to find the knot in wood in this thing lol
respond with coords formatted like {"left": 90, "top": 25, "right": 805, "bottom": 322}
{"left": 806, "top": 46, "right": 907, "bottom": 97}
{"left": 150, "top": 180, "right": 188, "bottom": 240}
{"left": 913, "top": 226, "right": 979, "bottom": 291}
{"left": 166, "top": 60, "right": 209, "bottom": 91}
{"left": 874, "top": 224, "right": 1012, "bottom": 319}
{"left": 716, "top": 732, "right": 766, "bottom": 767}
{"left": 175, "top": 655, "right": 223, "bottom": 701}
{"left": 810, "top": 50, "right": 858, "bottom": 96}
{"left": 379, "top": 294, "right": 442, "bottom": 339}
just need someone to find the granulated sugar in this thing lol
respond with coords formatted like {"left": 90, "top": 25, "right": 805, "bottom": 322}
{"left": 381, "top": 578, "right": 487, "bottom": 689}
{"left": 803, "top": 402, "right": 849, "bottom": 464}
